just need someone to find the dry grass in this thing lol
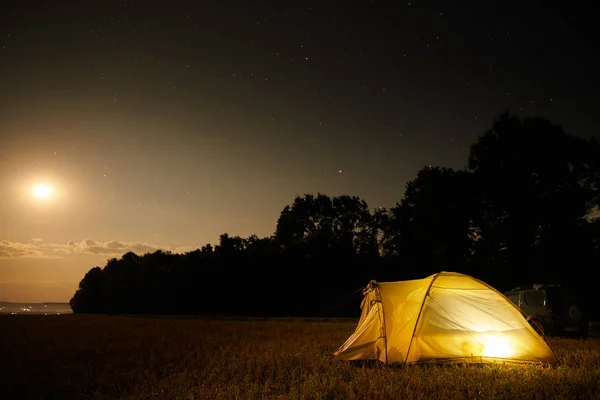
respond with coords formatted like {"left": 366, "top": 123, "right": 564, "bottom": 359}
{"left": 2, "top": 315, "right": 599, "bottom": 400}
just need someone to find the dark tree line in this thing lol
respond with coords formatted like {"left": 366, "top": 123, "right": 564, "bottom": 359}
{"left": 70, "top": 113, "right": 600, "bottom": 317}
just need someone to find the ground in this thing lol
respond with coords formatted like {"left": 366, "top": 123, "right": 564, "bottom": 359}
{"left": 2, "top": 315, "right": 599, "bottom": 399}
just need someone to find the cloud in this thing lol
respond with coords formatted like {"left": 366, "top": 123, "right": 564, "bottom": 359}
{"left": 66, "top": 239, "right": 165, "bottom": 256}
{"left": 0, "top": 238, "right": 192, "bottom": 259}
{"left": 0, "top": 240, "right": 38, "bottom": 258}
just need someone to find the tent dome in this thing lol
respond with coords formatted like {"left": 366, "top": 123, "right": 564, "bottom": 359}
{"left": 334, "top": 272, "right": 558, "bottom": 364}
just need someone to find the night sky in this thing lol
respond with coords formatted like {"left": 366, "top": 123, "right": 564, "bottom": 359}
{"left": 1, "top": 0, "right": 598, "bottom": 302}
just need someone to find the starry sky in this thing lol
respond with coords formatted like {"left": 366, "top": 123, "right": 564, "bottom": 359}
{"left": 1, "top": 0, "right": 598, "bottom": 302}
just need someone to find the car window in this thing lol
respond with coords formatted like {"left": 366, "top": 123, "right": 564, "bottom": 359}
{"left": 506, "top": 293, "right": 520, "bottom": 306}
{"left": 546, "top": 287, "right": 577, "bottom": 306}
{"left": 523, "top": 290, "right": 545, "bottom": 307}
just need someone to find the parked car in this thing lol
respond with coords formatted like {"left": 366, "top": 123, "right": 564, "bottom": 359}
{"left": 504, "top": 284, "right": 589, "bottom": 337}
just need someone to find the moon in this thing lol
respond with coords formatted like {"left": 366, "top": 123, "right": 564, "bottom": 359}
{"left": 32, "top": 184, "right": 53, "bottom": 199}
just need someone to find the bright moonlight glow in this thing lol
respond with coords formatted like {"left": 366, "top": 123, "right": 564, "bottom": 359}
{"left": 32, "top": 184, "right": 53, "bottom": 199}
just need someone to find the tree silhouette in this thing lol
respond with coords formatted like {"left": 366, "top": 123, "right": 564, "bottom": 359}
{"left": 380, "top": 166, "right": 478, "bottom": 278}
{"left": 468, "top": 113, "right": 600, "bottom": 288}
{"left": 70, "top": 266, "right": 105, "bottom": 313}
{"left": 274, "top": 193, "right": 378, "bottom": 258}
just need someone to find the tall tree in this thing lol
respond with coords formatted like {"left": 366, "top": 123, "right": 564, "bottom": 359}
{"left": 381, "top": 166, "right": 477, "bottom": 277}
{"left": 468, "top": 113, "right": 600, "bottom": 287}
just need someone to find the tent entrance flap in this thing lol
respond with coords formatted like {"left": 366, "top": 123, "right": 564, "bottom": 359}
{"left": 334, "top": 282, "right": 388, "bottom": 363}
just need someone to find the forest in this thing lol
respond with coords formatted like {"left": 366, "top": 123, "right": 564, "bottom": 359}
{"left": 70, "top": 113, "right": 600, "bottom": 317}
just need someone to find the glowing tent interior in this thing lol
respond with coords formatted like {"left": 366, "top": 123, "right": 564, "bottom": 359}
{"left": 334, "top": 272, "right": 558, "bottom": 364}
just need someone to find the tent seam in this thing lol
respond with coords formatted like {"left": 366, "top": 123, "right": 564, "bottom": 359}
{"left": 375, "top": 284, "right": 388, "bottom": 364}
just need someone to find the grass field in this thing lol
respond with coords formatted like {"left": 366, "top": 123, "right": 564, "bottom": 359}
{"left": 2, "top": 315, "right": 600, "bottom": 400}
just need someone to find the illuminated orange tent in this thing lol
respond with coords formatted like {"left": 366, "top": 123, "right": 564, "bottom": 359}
{"left": 334, "top": 272, "right": 558, "bottom": 364}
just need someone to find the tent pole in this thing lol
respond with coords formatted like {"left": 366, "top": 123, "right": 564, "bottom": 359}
{"left": 404, "top": 273, "right": 440, "bottom": 364}
{"left": 376, "top": 285, "right": 389, "bottom": 364}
